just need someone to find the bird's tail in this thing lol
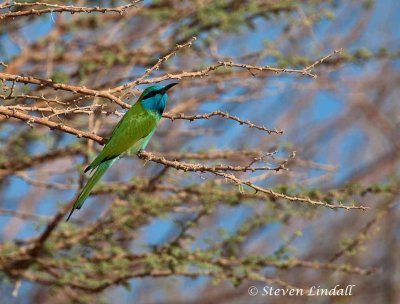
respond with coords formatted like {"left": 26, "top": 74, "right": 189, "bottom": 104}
{"left": 66, "top": 159, "right": 115, "bottom": 221}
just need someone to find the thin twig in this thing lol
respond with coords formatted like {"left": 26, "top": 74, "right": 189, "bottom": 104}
{"left": 110, "top": 37, "right": 197, "bottom": 93}
{"left": 0, "top": 72, "right": 129, "bottom": 108}
{"left": 0, "top": 106, "right": 106, "bottom": 144}
{"left": 164, "top": 111, "right": 283, "bottom": 134}
{"left": 137, "top": 151, "right": 368, "bottom": 210}
{"left": 0, "top": 1, "right": 142, "bottom": 20}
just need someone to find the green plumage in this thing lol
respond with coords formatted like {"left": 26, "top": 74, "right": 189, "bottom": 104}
{"left": 66, "top": 83, "right": 177, "bottom": 221}
{"left": 84, "top": 102, "right": 158, "bottom": 173}
{"left": 74, "top": 159, "right": 114, "bottom": 210}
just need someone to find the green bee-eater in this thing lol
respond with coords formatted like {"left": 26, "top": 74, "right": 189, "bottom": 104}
{"left": 67, "top": 83, "right": 178, "bottom": 221}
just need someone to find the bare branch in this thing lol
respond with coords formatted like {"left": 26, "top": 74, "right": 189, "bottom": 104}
{"left": 0, "top": 1, "right": 142, "bottom": 20}
{"left": 110, "top": 37, "right": 197, "bottom": 93}
{"left": 137, "top": 151, "right": 369, "bottom": 210}
{"left": 164, "top": 111, "right": 283, "bottom": 134}
{"left": 0, "top": 106, "right": 106, "bottom": 144}
{"left": 0, "top": 72, "right": 129, "bottom": 108}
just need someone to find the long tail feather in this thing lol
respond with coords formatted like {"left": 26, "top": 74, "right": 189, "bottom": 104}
{"left": 66, "top": 159, "right": 115, "bottom": 221}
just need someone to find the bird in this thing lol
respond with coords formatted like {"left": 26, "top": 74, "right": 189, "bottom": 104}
{"left": 66, "top": 83, "right": 178, "bottom": 221}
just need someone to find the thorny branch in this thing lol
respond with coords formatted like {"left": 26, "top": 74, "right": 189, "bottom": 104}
{"left": 137, "top": 151, "right": 368, "bottom": 210}
{"left": 0, "top": 1, "right": 143, "bottom": 20}
{"left": 0, "top": 49, "right": 340, "bottom": 109}
{"left": 110, "top": 37, "right": 197, "bottom": 93}
{"left": 0, "top": 72, "right": 129, "bottom": 108}
{"left": 0, "top": 105, "right": 281, "bottom": 134}
{"left": 164, "top": 111, "right": 283, "bottom": 134}
{"left": 0, "top": 106, "right": 106, "bottom": 144}
{"left": 0, "top": 104, "right": 363, "bottom": 210}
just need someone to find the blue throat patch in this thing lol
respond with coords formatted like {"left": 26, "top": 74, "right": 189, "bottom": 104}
{"left": 141, "top": 93, "right": 168, "bottom": 116}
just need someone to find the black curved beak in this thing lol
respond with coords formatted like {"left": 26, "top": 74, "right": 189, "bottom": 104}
{"left": 164, "top": 82, "right": 178, "bottom": 91}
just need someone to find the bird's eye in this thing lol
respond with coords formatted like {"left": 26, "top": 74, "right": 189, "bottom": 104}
{"left": 142, "top": 89, "right": 163, "bottom": 100}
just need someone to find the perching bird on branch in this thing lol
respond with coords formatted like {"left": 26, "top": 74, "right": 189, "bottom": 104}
{"left": 67, "top": 83, "right": 178, "bottom": 221}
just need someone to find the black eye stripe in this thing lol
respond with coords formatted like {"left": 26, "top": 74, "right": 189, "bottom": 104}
{"left": 142, "top": 89, "right": 163, "bottom": 100}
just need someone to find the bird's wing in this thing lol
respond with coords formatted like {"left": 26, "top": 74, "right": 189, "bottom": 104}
{"left": 85, "top": 103, "right": 158, "bottom": 172}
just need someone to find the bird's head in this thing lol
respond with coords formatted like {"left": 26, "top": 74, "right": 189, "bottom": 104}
{"left": 140, "top": 83, "right": 178, "bottom": 115}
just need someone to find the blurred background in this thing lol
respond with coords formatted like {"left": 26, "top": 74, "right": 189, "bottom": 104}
{"left": 0, "top": 0, "right": 399, "bottom": 303}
